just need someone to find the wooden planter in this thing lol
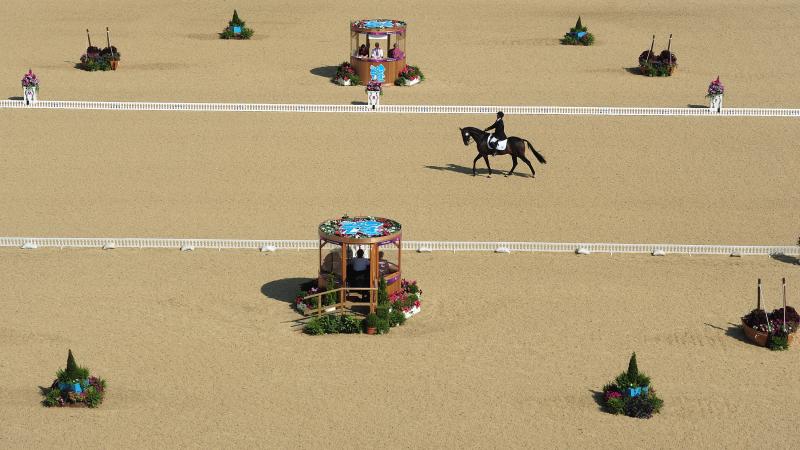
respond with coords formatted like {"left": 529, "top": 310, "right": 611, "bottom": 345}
{"left": 741, "top": 320, "right": 797, "bottom": 347}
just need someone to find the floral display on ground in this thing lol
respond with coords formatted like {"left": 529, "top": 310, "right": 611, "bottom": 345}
{"left": 706, "top": 76, "right": 724, "bottom": 97}
{"left": 741, "top": 306, "right": 798, "bottom": 351}
{"left": 601, "top": 353, "right": 663, "bottom": 419}
{"left": 301, "top": 277, "right": 422, "bottom": 335}
{"left": 80, "top": 45, "right": 121, "bottom": 71}
{"left": 333, "top": 62, "right": 360, "bottom": 86}
{"left": 395, "top": 64, "right": 425, "bottom": 86}
{"left": 21, "top": 69, "right": 39, "bottom": 89}
{"left": 366, "top": 79, "right": 383, "bottom": 95}
{"left": 220, "top": 10, "right": 254, "bottom": 39}
{"left": 319, "top": 216, "right": 400, "bottom": 239}
{"left": 638, "top": 37, "right": 676, "bottom": 77}
{"left": 561, "top": 17, "right": 594, "bottom": 46}
{"left": 42, "top": 350, "right": 106, "bottom": 408}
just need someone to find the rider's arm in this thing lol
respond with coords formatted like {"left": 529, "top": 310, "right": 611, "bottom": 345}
{"left": 484, "top": 121, "right": 497, "bottom": 131}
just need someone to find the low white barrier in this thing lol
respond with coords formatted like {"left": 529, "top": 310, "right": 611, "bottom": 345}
{"left": 1, "top": 100, "right": 799, "bottom": 117}
{"left": 1, "top": 236, "right": 797, "bottom": 256}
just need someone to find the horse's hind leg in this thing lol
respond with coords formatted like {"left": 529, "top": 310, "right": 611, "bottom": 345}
{"left": 520, "top": 155, "right": 536, "bottom": 178}
{"left": 506, "top": 155, "right": 518, "bottom": 177}
{"left": 472, "top": 154, "right": 482, "bottom": 176}
{"left": 482, "top": 155, "right": 493, "bottom": 178}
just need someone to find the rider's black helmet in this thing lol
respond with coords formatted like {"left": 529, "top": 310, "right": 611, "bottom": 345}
{"left": 497, "top": 111, "right": 504, "bottom": 118}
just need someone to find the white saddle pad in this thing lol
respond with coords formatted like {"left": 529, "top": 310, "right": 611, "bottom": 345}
{"left": 488, "top": 136, "right": 508, "bottom": 151}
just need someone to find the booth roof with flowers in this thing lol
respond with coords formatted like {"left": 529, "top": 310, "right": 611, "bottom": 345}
{"left": 318, "top": 216, "right": 403, "bottom": 312}
{"left": 350, "top": 19, "right": 407, "bottom": 85}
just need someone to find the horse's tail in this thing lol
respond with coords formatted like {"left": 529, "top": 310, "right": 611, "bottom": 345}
{"left": 524, "top": 139, "right": 547, "bottom": 164}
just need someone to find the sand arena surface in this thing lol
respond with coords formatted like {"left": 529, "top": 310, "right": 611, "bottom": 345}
{"left": 1, "top": 0, "right": 800, "bottom": 448}
{"left": 0, "top": 250, "right": 799, "bottom": 448}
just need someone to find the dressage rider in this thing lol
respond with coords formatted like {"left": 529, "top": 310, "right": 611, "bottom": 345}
{"left": 484, "top": 111, "right": 507, "bottom": 156}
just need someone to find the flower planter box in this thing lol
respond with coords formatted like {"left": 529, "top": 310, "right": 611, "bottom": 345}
{"left": 335, "top": 77, "right": 352, "bottom": 86}
{"left": 741, "top": 320, "right": 796, "bottom": 347}
{"left": 400, "top": 77, "right": 420, "bottom": 86}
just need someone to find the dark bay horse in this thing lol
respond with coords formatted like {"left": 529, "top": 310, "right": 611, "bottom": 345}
{"left": 459, "top": 127, "right": 547, "bottom": 178}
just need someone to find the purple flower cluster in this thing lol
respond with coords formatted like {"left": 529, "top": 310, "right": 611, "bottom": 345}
{"left": 21, "top": 69, "right": 39, "bottom": 88}
{"left": 707, "top": 77, "right": 724, "bottom": 96}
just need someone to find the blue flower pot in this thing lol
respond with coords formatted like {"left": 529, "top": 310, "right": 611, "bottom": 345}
{"left": 72, "top": 383, "right": 82, "bottom": 394}
{"left": 57, "top": 381, "right": 68, "bottom": 391}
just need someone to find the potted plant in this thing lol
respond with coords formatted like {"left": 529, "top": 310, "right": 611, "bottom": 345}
{"left": 395, "top": 65, "right": 424, "bottom": 86}
{"left": 601, "top": 353, "right": 663, "bottom": 419}
{"left": 638, "top": 35, "right": 677, "bottom": 77}
{"left": 333, "top": 62, "right": 360, "bottom": 86}
{"left": 220, "top": 10, "right": 254, "bottom": 40}
{"left": 561, "top": 16, "right": 594, "bottom": 46}
{"left": 365, "top": 313, "right": 379, "bottom": 335}
{"left": 366, "top": 80, "right": 382, "bottom": 109}
{"left": 100, "top": 46, "right": 121, "bottom": 70}
{"left": 21, "top": 69, "right": 39, "bottom": 104}
{"left": 42, "top": 350, "right": 106, "bottom": 408}
{"left": 741, "top": 279, "right": 799, "bottom": 350}
{"left": 706, "top": 76, "right": 724, "bottom": 112}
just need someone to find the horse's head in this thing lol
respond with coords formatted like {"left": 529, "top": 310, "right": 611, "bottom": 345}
{"left": 459, "top": 127, "right": 472, "bottom": 146}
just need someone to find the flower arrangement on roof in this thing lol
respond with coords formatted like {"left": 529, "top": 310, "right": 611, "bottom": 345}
{"left": 333, "top": 62, "right": 361, "bottom": 86}
{"left": 561, "top": 16, "right": 594, "bottom": 46}
{"left": 319, "top": 216, "right": 401, "bottom": 238}
{"left": 220, "top": 9, "right": 254, "bottom": 39}
{"left": 42, "top": 350, "right": 106, "bottom": 408}
{"left": 706, "top": 76, "right": 724, "bottom": 97}
{"left": 601, "top": 353, "right": 663, "bottom": 419}
{"left": 395, "top": 64, "right": 425, "bottom": 86}
{"left": 21, "top": 69, "right": 39, "bottom": 88}
{"left": 351, "top": 19, "right": 405, "bottom": 29}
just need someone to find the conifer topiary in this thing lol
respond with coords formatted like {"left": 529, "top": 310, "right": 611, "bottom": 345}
{"left": 575, "top": 16, "right": 583, "bottom": 31}
{"left": 627, "top": 352, "right": 639, "bottom": 379}
{"left": 66, "top": 349, "right": 78, "bottom": 378}
{"left": 230, "top": 10, "right": 244, "bottom": 27}
{"left": 377, "top": 275, "right": 388, "bottom": 305}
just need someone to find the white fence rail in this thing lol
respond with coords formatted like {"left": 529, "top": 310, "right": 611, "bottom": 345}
{"left": 1, "top": 236, "right": 797, "bottom": 256}
{"left": 1, "top": 100, "right": 799, "bottom": 117}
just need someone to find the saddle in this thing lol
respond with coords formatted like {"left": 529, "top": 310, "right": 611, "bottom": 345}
{"left": 487, "top": 135, "right": 508, "bottom": 151}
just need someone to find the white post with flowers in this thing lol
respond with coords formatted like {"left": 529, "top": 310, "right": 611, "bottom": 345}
{"left": 366, "top": 78, "right": 382, "bottom": 110}
{"left": 21, "top": 69, "right": 39, "bottom": 105}
{"left": 706, "top": 76, "right": 724, "bottom": 113}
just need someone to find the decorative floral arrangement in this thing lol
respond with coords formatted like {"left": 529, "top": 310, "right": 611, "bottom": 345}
{"left": 333, "top": 62, "right": 361, "bottom": 85}
{"left": 706, "top": 76, "right": 724, "bottom": 97}
{"left": 80, "top": 46, "right": 120, "bottom": 71}
{"left": 351, "top": 19, "right": 405, "bottom": 30}
{"left": 638, "top": 48, "right": 677, "bottom": 77}
{"left": 319, "top": 216, "right": 401, "bottom": 238}
{"left": 394, "top": 64, "right": 425, "bottom": 86}
{"left": 21, "top": 69, "right": 39, "bottom": 88}
{"left": 366, "top": 79, "right": 384, "bottom": 95}
{"left": 742, "top": 306, "right": 798, "bottom": 350}
{"left": 389, "top": 279, "right": 423, "bottom": 317}
{"left": 220, "top": 9, "right": 254, "bottom": 39}
{"left": 561, "top": 17, "right": 594, "bottom": 46}
{"left": 42, "top": 350, "right": 106, "bottom": 408}
{"left": 601, "top": 353, "right": 663, "bottom": 419}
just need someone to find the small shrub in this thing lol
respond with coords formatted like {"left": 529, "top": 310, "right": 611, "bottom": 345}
{"left": 365, "top": 313, "right": 378, "bottom": 330}
{"left": 85, "top": 386, "right": 103, "bottom": 408}
{"left": 43, "top": 388, "right": 61, "bottom": 407}
{"left": 376, "top": 317, "right": 391, "bottom": 334}
{"left": 769, "top": 334, "right": 789, "bottom": 351}
{"left": 624, "top": 395, "right": 656, "bottom": 419}
{"left": 304, "top": 318, "right": 325, "bottom": 335}
{"left": 376, "top": 304, "right": 390, "bottom": 320}
{"left": 377, "top": 276, "right": 389, "bottom": 305}
{"left": 389, "top": 309, "right": 406, "bottom": 327}
{"left": 319, "top": 315, "right": 340, "bottom": 334}
{"left": 239, "top": 28, "right": 254, "bottom": 39}
{"left": 338, "top": 315, "right": 362, "bottom": 334}
{"left": 606, "top": 397, "right": 625, "bottom": 415}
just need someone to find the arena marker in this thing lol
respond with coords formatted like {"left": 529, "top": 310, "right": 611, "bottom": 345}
{"left": 495, "top": 247, "right": 511, "bottom": 254}
{"left": 103, "top": 242, "right": 116, "bottom": 250}
{"left": 260, "top": 245, "right": 278, "bottom": 252}
{"left": 575, "top": 247, "right": 591, "bottom": 255}
{"left": 180, "top": 245, "right": 194, "bottom": 252}
{"left": 21, "top": 242, "right": 38, "bottom": 250}
{"left": 417, "top": 247, "right": 433, "bottom": 253}
{"left": 652, "top": 249, "right": 666, "bottom": 256}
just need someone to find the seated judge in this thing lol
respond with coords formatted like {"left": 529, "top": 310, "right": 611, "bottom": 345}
{"left": 370, "top": 42, "right": 384, "bottom": 59}
{"left": 389, "top": 43, "right": 404, "bottom": 59}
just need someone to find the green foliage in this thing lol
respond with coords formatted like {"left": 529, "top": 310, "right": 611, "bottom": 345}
{"left": 389, "top": 308, "right": 406, "bottom": 327}
{"left": 323, "top": 275, "right": 338, "bottom": 306}
{"left": 606, "top": 397, "right": 625, "bottom": 415}
{"left": 338, "top": 315, "right": 363, "bottom": 334}
{"left": 376, "top": 317, "right": 390, "bottom": 334}
{"left": 769, "top": 334, "right": 789, "bottom": 351}
{"left": 365, "top": 313, "right": 378, "bottom": 329}
{"left": 377, "top": 276, "right": 389, "bottom": 305}
{"left": 624, "top": 394, "right": 658, "bottom": 419}
{"left": 43, "top": 388, "right": 61, "bottom": 407}
{"left": 639, "top": 61, "right": 672, "bottom": 77}
{"left": 240, "top": 28, "right": 254, "bottom": 39}
{"left": 304, "top": 318, "right": 325, "bottom": 335}
{"left": 376, "top": 304, "right": 390, "bottom": 320}
{"left": 575, "top": 16, "right": 583, "bottom": 31}
{"left": 85, "top": 386, "right": 103, "bottom": 408}
{"left": 82, "top": 57, "right": 112, "bottom": 71}
{"left": 220, "top": 28, "right": 235, "bottom": 39}
{"left": 66, "top": 350, "right": 78, "bottom": 375}
{"left": 230, "top": 10, "right": 244, "bottom": 27}
{"left": 627, "top": 353, "right": 639, "bottom": 379}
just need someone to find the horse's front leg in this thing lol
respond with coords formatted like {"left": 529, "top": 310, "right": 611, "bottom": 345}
{"left": 507, "top": 156, "right": 518, "bottom": 177}
{"left": 482, "top": 155, "right": 492, "bottom": 178}
{"left": 472, "top": 154, "right": 482, "bottom": 176}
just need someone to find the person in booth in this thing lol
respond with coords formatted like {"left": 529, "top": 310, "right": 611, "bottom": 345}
{"left": 357, "top": 44, "right": 368, "bottom": 57}
{"left": 390, "top": 43, "right": 404, "bottom": 59}
{"left": 351, "top": 248, "right": 370, "bottom": 286}
{"left": 370, "top": 42, "right": 384, "bottom": 59}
